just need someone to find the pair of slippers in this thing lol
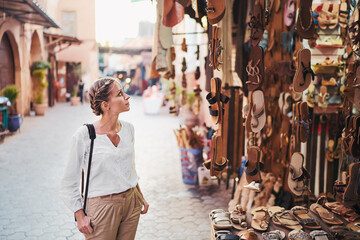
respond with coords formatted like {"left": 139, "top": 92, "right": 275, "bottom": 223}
{"left": 289, "top": 229, "right": 330, "bottom": 240}
{"left": 291, "top": 206, "right": 321, "bottom": 230}
{"left": 288, "top": 152, "right": 310, "bottom": 196}
{"left": 245, "top": 90, "right": 266, "bottom": 133}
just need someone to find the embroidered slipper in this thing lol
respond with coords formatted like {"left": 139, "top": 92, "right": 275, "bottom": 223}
{"left": 309, "top": 203, "right": 343, "bottom": 225}
{"left": 296, "top": 0, "right": 315, "bottom": 39}
{"left": 245, "top": 146, "right": 262, "bottom": 183}
{"left": 310, "top": 230, "right": 330, "bottom": 240}
{"left": 288, "top": 152, "right": 308, "bottom": 196}
{"left": 293, "top": 49, "right": 314, "bottom": 92}
{"left": 272, "top": 210, "right": 303, "bottom": 230}
{"left": 251, "top": 206, "right": 270, "bottom": 232}
{"left": 291, "top": 206, "right": 321, "bottom": 230}
{"left": 262, "top": 230, "right": 285, "bottom": 240}
{"left": 289, "top": 230, "right": 312, "bottom": 240}
{"left": 250, "top": 90, "right": 266, "bottom": 133}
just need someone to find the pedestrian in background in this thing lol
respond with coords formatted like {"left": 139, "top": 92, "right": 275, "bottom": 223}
{"left": 60, "top": 77, "right": 149, "bottom": 240}
{"left": 78, "top": 79, "right": 85, "bottom": 104}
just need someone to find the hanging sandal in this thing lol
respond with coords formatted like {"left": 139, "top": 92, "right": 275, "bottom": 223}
{"left": 246, "top": 46, "right": 264, "bottom": 91}
{"left": 245, "top": 146, "right": 262, "bottom": 183}
{"left": 250, "top": 90, "right": 266, "bottom": 133}
{"left": 293, "top": 49, "right": 314, "bottom": 92}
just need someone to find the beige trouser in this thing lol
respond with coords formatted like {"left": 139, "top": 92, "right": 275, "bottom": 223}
{"left": 85, "top": 187, "right": 142, "bottom": 240}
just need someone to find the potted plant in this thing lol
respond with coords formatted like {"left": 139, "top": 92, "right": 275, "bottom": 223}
{"left": 31, "top": 61, "right": 51, "bottom": 115}
{"left": 70, "top": 84, "right": 80, "bottom": 106}
{"left": 1, "top": 85, "right": 22, "bottom": 132}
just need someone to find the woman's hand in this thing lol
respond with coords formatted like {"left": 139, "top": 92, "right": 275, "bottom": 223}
{"left": 75, "top": 209, "right": 94, "bottom": 234}
{"left": 141, "top": 198, "right": 149, "bottom": 214}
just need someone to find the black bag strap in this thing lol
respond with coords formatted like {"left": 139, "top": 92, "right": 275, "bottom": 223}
{"left": 83, "top": 124, "right": 96, "bottom": 215}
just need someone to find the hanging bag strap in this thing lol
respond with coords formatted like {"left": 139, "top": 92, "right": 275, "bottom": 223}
{"left": 83, "top": 124, "right": 96, "bottom": 216}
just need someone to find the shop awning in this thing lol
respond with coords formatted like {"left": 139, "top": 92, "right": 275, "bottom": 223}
{"left": 44, "top": 32, "right": 82, "bottom": 51}
{"left": 0, "top": 0, "right": 60, "bottom": 28}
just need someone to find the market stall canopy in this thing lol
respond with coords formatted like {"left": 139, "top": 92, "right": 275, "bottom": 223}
{"left": 44, "top": 32, "right": 82, "bottom": 51}
{"left": 0, "top": 0, "right": 60, "bottom": 28}
{"left": 99, "top": 36, "right": 153, "bottom": 56}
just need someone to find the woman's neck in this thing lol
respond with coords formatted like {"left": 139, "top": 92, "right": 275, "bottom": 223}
{"left": 97, "top": 115, "right": 121, "bottom": 134}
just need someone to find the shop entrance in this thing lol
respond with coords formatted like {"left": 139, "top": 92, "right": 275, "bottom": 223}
{"left": 0, "top": 33, "right": 15, "bottom": 90}
{"left": 66, "top": 62, "right": 81, "bottom": 95}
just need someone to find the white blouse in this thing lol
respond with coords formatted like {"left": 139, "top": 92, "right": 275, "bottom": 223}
{"left": 59, "top": 120, "right": 138, "bottom": 213}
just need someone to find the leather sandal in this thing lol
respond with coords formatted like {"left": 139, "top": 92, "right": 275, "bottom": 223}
{"left": 296, "top": 0, "right": 315, "bottom": 39}
{"left": 295, "top": 102, "right": 310, "bottom": 143}
{"left": 291, "top": 206, "right": 321, "bottom": 230}
{"left": 249, "top": 3, "right": 265, "bottom": 47}
{"left": 293, "top": 49, "right": 314, "bottom": 92}
{"left": 245, "top": 146, "right": 262, "bottom": 183}
{"left": 246, "top": 46, "right": 264, "bottom": 91}
{"left": 309, "top": 203, "right": 343, "bottom": 225}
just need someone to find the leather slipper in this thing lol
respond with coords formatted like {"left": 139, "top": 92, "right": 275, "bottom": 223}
{"left": 251, "top": 206, "right": 270, "bottom": 232}
{"left": 291, "top": 206, "right": 321, "bottom": 230}
{"left": 272, "top": 210, "right": 303, "bottom": 230}
{"left": 293, "top": 49, "right": 314, "bottom": 92}
{"left": 309, "top": 203, "right": 343, "bottom": 225}
{"left": 250, "top": 90, "right": 266, "bottom": 133}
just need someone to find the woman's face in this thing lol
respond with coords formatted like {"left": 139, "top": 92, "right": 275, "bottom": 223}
{"left": 105, "top": 81, "right": 130, "bottom": 114}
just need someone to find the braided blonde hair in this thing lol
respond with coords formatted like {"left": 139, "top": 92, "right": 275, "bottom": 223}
{"left": 89, "top": 77, "right": 119, "bottom": 116}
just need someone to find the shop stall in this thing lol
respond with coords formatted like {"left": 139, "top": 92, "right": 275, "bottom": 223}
{"left": 152, "top": 0, "right": 360, "bottom": 239}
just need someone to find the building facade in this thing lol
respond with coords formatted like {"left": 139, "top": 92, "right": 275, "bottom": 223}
{"left": 0, "top": 0, "right": 98, "bottom": 115}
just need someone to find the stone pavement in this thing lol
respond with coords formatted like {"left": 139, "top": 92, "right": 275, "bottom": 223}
{"left": 0, "top": 96, "right": 232, "bottom": 240}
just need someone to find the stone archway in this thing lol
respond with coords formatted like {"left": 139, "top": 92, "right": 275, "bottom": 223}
{"left": 0, "top": 32, "right": 15, "bottom": 90}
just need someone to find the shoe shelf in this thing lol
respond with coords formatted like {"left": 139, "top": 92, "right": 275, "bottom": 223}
{"left": 315, "top": 44, "right": 344, "bottom": 48}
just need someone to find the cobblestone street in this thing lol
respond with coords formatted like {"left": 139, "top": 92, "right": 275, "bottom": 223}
{"left": 0, "top": 96, "right": 232, "bottom": 240}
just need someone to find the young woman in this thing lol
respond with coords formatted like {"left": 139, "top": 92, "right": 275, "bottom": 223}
{"left": 60, "top": 77, "right": 149, "bottom": 240}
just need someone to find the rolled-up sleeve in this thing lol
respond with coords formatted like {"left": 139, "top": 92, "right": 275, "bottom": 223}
{"left": 59, "top": 128, "right": 85, "bottom": 213}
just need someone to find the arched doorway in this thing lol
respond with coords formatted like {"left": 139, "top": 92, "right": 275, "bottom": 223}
{"left": 0, "top": 33, "right": 15, "bottom": 90}
{"left": 30, "top": 31, "right": 42, "bottom": 63}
